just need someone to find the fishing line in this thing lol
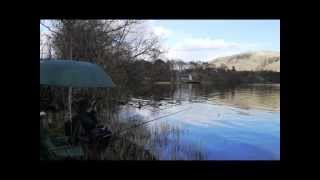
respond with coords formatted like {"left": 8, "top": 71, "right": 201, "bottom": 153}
{"left": 110, "top": 106, "right": 192, "bottom": 137}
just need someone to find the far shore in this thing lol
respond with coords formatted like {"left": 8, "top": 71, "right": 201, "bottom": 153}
{"left": 153, "top": 81, "right": 280, "bottom": 86}
{"left": 153, "top": 81, "right": 172, "bottom": 85}
{"left": 251, "top": 83, "right": 280, "bottom": 86}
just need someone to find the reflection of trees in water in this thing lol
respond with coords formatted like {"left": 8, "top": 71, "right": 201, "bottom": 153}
{"left": 188, "top": 84, "right": 192, "bottom": 102}
{"left": 131, "top": 84, "right": 175, "bottom": 101}
{"left": 177, "top": 83, "right": 279, "bottom": 111}
{"left": 213, "top": 85, "right": 280, "bottom": 111}
{"left": 130, "top": 83, "right": 279, "bottom": 111}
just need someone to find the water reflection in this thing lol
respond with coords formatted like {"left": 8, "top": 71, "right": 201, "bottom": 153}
{"left": 172, "top": 83, "right": 280, "bottom": 112}
{"left": 119, "top": 83, "right": 280, "bottom": 160}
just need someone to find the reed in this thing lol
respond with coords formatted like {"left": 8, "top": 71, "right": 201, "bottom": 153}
{"left": 45, "top": 108, "right": 207, "bottom": 160}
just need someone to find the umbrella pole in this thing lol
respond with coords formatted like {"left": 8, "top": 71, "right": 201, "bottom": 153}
{"left": 68, "top": 31, "right": 73, "bottom": 135}
{"left": 68, "top": 86, "right": 72, "bottom": 135}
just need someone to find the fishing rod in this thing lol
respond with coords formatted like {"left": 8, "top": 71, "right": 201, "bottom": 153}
{"left": 108, "top": 106, "right": 192, "bottom": 137}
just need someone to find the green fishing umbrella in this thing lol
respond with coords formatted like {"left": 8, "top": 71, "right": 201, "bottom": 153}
{"left": 40, "top": 59, "right": 115, "bottom": 135}
{"left": 40, "top": 60, "right": 115, "bottom": 87}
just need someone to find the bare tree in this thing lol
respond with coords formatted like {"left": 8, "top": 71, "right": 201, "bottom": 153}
{"left": 40, "top": 19, "right": 164, "bottom": 113}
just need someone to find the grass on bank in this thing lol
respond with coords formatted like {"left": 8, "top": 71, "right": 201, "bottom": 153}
{"left": 44, "top": 110, "right": 207, "bottom": 160}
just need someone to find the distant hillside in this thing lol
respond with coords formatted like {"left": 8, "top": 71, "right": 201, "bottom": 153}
{"left": 209, "top": 51, "right": 280, "bottom": 72}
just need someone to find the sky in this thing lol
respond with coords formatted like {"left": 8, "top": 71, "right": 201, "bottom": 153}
{"left": 144, "top": 20, "right": 280, "bottom": 62}
{"left": 40, "top": 20, "right": 280, "bottom": 62}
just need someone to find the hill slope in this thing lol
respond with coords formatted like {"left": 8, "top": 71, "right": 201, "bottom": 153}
{"left": 209, "top": 51, "right": 280, "bottom": 72}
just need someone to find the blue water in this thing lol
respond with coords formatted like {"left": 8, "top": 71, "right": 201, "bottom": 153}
{"left": 119, "top": 84, "right": 280, "bottom": 160}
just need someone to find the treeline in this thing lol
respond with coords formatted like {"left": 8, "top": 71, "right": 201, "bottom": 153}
{"left": 126, "top": 59, "right": 280, "bottom": 89}
{"left": 166, "top": 60, "right": 280, "bottom": 87}
{"left": 200, "top": 69, "right": 280, "bottom": 87}
{"left": 125, "top": 59, "right": 176, "bottom": 87}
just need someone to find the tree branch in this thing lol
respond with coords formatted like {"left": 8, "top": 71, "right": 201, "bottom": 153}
{"left": 40, "top": 21, "right": 58, "bottom": 34}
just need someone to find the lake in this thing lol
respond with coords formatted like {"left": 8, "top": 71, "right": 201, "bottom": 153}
{"left": 118, "top": 83, "right": 280, "bottom": 160}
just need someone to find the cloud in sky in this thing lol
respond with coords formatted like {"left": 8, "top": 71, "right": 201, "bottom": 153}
{"left": 174, "top": 38, "right": 243, "bottom": 51}
{"left": 143, "top": 21, "right": 174, "bottom": 39}
{"left": 145, "top": 25, "right": 258, "bottom": 62}
{"left": 164, "top": 37, "right": 257, "bottom": 62}
{"left": 145, "top": 20, "right": 278, "bottom": 62}
{"left": 151, "top": 26, "right": 173, "bottom": 38}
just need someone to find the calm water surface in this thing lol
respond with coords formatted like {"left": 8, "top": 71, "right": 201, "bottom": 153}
{"left": 119, "top": 83, "right": 280, "bottom": 160}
